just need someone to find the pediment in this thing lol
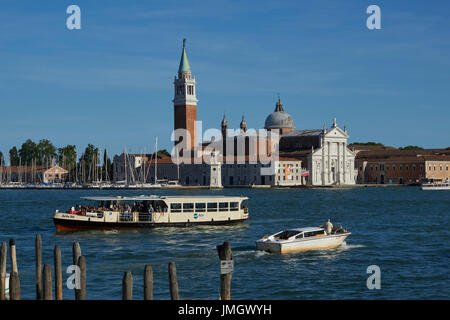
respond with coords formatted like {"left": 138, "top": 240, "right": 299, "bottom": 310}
{"left": 324, "top": 126, "right": 349, "bottom": 139}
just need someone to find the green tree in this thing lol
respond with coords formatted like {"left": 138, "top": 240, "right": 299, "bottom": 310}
{"left": 0, "top": 151, "right": 3, "bottom": 165}
{"left": 79, "top": 144, "right": 99, "bottom": 181}
{"left": 399, "top": 145, "right": 423, "bottom": 150}
{"left": 103, "top": 149, "right": 112, "bottom": 181}
{"left": 350, "top": 142, "right": 384, "bottom": 147}
{"left": 36, "top": 139, "right": 57, "bottom": 165}
{"left": 19, "top": 139, "right": 38, "bottom": 165}
{"left": 9, "top": 147, "right": 20, "bottom": 166}
{"left": 80, "top": 144, "right": 99, "bottom": 165}
{"left": 156, "top": 149, "right": 170, "bottom": 157}
{"left": 58, "top": 145, "right": 77, "bottom": 168}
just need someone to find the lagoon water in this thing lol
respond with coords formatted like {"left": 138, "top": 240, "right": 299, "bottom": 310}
{"left": 0, "top": 187, "right": 448, "bottom": 300}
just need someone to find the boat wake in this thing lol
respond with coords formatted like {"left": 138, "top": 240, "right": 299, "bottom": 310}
{"left": 338, "top": 241, "right": 366, "bottom": 250}
{"left": 232, "top": 246, "right": 270, "bottom": 260}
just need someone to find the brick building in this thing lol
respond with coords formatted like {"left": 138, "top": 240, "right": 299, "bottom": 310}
{"left": 353, "top": 145, "right": 450, "bottom": 184}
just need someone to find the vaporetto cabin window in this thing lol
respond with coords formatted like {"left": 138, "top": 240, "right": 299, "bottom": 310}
{"left": 170, "top": 203, "right": 182, "bottom": 212}
{"left": 219, "top": 202, "right": 229, "bottom": 211}
{"left": 195, "top": 203, "right": 206, "bottom": 212}
{"left": 183, "top": 203, "right": 194, "bottom": 212}
{"left": 230, "top": 202, "right": 239, "bottom": 211}
{"left": 207, "top": 203, "right": 217, "bottom": 212}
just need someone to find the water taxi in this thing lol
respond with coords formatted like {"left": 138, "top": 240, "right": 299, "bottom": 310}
{"left": 256, "top": 225, "right": 350, "bottom": 254}
{"left": 53, "top": 195, "right": 249, "bottom": 232}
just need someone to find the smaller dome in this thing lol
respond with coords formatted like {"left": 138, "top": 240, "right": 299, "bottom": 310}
{"left": 264, "top": 97, "right": 294, "bottom": 129}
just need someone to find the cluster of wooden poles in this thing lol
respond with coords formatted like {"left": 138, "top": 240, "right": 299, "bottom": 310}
{"left": 0, "top": 235, "right": 233, "bottom": 300}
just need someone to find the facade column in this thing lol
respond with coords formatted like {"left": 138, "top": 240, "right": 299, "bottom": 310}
{"left": 328, "top": 141, "right": 331, "bottom": 184}
{"left": 321, "top": 144, "right": 325, "bottom": 186}
{"left": 337, "top": 142, "right": 340, "bottom": 184}
{"left": 342, "top": 142, "right": 346, "bottom": 184}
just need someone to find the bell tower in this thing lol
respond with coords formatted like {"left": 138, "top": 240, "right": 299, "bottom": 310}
{"left": 173, "top": 38, "right": 198, "bottom": 149}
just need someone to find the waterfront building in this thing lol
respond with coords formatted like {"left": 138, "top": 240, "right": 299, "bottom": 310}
{"left": 112, "top": 153, "right": 304, "bottom": 187}
{"left": 112, "top": 153, "right": 151, "bottom": 183}
{"left": 273, "top": 158, "right": 306, "bottom": 186}
{"left": 43, "top": 163, "right": 68, "bottom": 184}
{"left": 353, "top": 145, "right": 450, "bottom": 184}
{"left": 0, "top": 162, "right": 68, "bottom": 184}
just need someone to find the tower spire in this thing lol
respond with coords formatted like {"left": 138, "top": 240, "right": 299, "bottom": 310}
{"left": 178, "top": 38, "right": 191, "bottom": 74}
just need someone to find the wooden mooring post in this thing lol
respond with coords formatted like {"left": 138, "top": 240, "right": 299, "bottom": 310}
{"left": 73, "top": 242, "right": 82, "bottom": 300}
{"left": 0, "top": 242, "right": 6, "bottom": 300}
{"left": 72, "top": 242, "right": 81, "bottom": 266}
{"left": 9, "top": 239, "right": 18, "bottom": 275}
{"left": 75, "top": 256, "right": 86, "bottom": 300}
{"left": 122, "top": 271, "right": 133, "bottom": 300}
{"left": 144, "top": 265, "right": 153, "bottom": 300}
{"left": 168, "top": 261, "right": 180, "bottom": 300}
{"left": 217, "top": 241, "right": 233, "bottom": 300}
{"left": 35, "top": 234, "right": 42, "bottom": 299}
{"left": 9, "top": 271, "right": 20, "bottom": 300}
{"left": 54, "top": 245, "right": 63, "bottom": 300}
{"left": 43, "top": 264, "right": 53, "bottom": 300}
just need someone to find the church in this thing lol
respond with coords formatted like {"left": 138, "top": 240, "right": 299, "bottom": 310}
{"left": 171, "top": 39, "right": 357, "bottom": 186}
{"left": 113, "top": 39, "right": 357, "bottom": 187}
{"left": 218, "top": 97, "right": 357, "bottom": 186}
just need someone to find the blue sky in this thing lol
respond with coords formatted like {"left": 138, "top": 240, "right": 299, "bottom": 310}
{"left": 1, "top": 0, "right": 449, "bottom": 161}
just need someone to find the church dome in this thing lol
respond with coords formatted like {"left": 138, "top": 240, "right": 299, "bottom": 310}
{"left": 264, "top": 97, "right": 294, "bottom": 129}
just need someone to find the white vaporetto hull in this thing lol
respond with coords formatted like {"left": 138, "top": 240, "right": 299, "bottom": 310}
{"left": 256, "top": 233, "right": 350, "bottom": 254}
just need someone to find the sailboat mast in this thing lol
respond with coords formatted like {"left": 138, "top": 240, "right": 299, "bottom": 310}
{"left": 105, "top": 149, "right": 108, "bottom": 182}
{"left": 155, "top": 137, "right": 158, "bottom": 183}
{"left": 124, "top": 146, "right": 128, "bottom": 185}
{"left": 143, "top": 148, "right": 146, "bottom": 184}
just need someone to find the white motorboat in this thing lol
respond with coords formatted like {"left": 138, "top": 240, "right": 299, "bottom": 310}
{"left": 421, "top": 181, "right": 450, "bottom": 190}
{"left": 256, "top": 225, "right": 350, "bottom": 254}
{"left": 166, "top": 180, "right": 180, "bottom": 187}
{"left": 136, "top": 183, "right": 162, "bottom": 188}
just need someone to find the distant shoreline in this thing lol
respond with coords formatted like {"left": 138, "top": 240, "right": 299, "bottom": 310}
{"left": 0, "top": 184, "right": 415, "bottom": 190}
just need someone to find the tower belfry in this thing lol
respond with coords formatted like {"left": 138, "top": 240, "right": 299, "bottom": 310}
{"left": 173, "top": 38, "right": 198, "bottom": 149}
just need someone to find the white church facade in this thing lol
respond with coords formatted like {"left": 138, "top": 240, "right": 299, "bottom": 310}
{"left": 307, "top": 123, "right": 357, "bottom": 186}
{"left": 277, "top": 115, "right": 357, "bottom": 186}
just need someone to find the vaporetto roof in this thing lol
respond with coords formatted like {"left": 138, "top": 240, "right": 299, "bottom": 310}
{"left": 81, "top": 195, "right": 249, "bottom": 201}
